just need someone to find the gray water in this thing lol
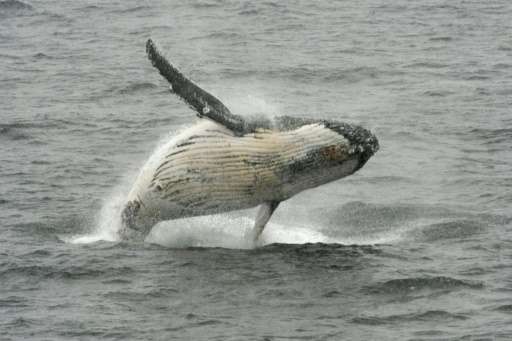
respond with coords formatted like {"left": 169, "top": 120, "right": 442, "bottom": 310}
{"left": 2, "top": 0, "right": 512, "bottom": 340}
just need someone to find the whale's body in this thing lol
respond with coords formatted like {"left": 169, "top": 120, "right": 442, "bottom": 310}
{"left": 120, "top": 39, "right": 379, "bottom": 241}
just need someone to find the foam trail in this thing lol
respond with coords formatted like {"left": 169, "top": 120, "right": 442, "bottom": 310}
{"left": 146, "top": 214, "right": 256, "bottom": 249}
{"left": 145, "top": 213, "right": 407, "bottom": 249}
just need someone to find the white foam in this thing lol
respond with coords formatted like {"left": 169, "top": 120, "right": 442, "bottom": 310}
{"left": 63, "top": 182, "right": 406, "bottom": 247}
{"left": 144, "top": 213, "right": 407, "bottom": 249}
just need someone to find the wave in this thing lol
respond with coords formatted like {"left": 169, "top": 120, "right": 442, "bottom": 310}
{"left": 190, "top": 1, "right": 222, "bottom": 9}
{"left": 405, "top": 62, "right": 449, "bottom": 69}
{"left": 409, "top": 219, "right": 484, "bottom": 242}
{"left": 239, "top": 9, "right": 260, "bottom": 16}
{"left": 321, "top": 201, "right": 510, "bottom": 244}
{"left": 31, "top": 52, "right": 54, "bottom": 60}
{"left": 109, "top": 5, "right": 150, "bottom": 14}
{"left": 352, "top": 310, "right": 468, "bottom": 325}
{"left": 429, "top": 36, "right": 453, "bottom": 42}
{"left": 0, "top": 53, "right": 21, "bottom": 60}
{"left": 469, "top": 127, "right": 512, "bottom": 146}
{"left": 494, "top": 304, "right": 512, "bottom": 313}
{"left": 191, "top": 31, "right": 244, "bottom": 41}
{"left": 0, "top": 0, "right": 33, "bottom": 11}
{"left": 363, "top": 276, "right": 483, "bottom": 295}
{"left": 79, "top": 5, "right": 100, "bottom": 11}
{"left": 117, "top": 82, "right": 158, "bottom": 95}
{"left": 0, "top": 120, "right": 69, "bottom": 134}
{"left": 219, "top": 65, "right": 400, "bottom": 83}
{"left": 0, "top": 264, "right": 134, "bottom": 280}
{"left": 3, "top": 317, "right": 35, "bottom": 328}
{"left": 92, "top": 82, "right": 158, "bottom": 100}
{"left": 0, "top": 124, "right": 31, "bottom": 141}
{"left": 0, "top": 296, "right": 29, "bottom": 308}
{"left": 320, "top": 201, "right": 457, "bottom": 234}
{"left": 422, "top": 90, "right": 455, "bottom": 97}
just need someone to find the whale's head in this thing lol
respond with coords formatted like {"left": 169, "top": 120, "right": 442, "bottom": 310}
{"left": 277, "top": 119, "right": 378, "bottom": 195}
{"left": 325, "top": 121, "right": 379, "bottom": 171}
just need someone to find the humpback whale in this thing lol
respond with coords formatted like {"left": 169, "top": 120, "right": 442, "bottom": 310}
{"left": 120, "top": 39, "right": 379, "bottom": 241}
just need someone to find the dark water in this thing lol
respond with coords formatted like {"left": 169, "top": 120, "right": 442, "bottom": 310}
{"left": 2, "top": 0, "right": 512, "bottom": 339}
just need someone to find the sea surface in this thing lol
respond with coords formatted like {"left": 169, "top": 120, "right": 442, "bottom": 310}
{"left": 1, "top": 0, "right": 512, "bottom": 340}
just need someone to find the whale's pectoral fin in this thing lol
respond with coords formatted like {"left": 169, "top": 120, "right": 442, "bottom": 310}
{"left": 251, "top": 201, "right": 280, "bottom": 242}
{"left": 146, "top": 39, "right": 248, "bottom": 134}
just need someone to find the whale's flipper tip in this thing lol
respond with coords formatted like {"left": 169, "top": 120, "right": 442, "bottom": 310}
{"left": 146, "top": 38, "right": 159, "bottom": 64}
{"left": 145, "top": 38, "right": 253, "bottom": 135}
{"left": 250, "top": 201, "right": 280, "bottom": 243}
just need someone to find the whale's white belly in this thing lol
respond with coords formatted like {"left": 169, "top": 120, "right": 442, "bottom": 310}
{"left": 127, "top": 119, "right": 350, "bottom": 220}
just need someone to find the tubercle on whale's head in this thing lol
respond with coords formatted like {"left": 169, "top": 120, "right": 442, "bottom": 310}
{"left": 324, "top": 120, "right": 379, "bottom": 170}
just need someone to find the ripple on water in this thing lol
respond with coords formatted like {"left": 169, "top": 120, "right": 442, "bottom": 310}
{"left": 102, "top": 287, "right": 180, "bottom": 303}
{"left": 0, "top": 263, "right": 136, "bottom": 281}
{"left": 0, "top": 0, "right": 33, "bottom": 12}
{"left": 0, "top": 125, "right": 32, "bottom": 141}
{"left": 109, "top": 5, "right": 150, "bottom": 14}
{"left": 322, "top": 201, "right": 457, "bottom": 231}
{"left": 493, "top": 304, "right": 512, "bottom": 314}
{"left": 469, "top": 127, "right": 512, "bottom": 146}
{"left": 352, "top": 309, "right": 469, "bottom": 325}
{"left": 0, "top": 296, "right": 30, "bottom": 308}
{"left": 410, "top": 219, "right": 485, "bottom": 242}
{"left": 363, "top": 276, "right": 483, "bottom": 295}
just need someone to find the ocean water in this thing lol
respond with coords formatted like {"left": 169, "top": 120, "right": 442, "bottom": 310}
{"left": 1, "top": 0, "right": 512, "bottom": 339}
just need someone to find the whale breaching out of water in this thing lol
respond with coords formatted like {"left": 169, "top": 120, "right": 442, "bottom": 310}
{"left": 120, "top": 39, "right": 379, "bottom": 242}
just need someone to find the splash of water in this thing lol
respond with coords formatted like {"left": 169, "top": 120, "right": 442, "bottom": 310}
{"left": 62, "top": 94, "right": 404, "bottom": 248}
{"left": 63, "top": 182, "right": 129, "bottom": 244}
{"left": 144, "top": 213, "right": 406, "bottom": 249}
{"left": 64, "top": 189, "right": 406, "bottom": 248}
{"left": 225, "top": 93, "right": 280, "bottom": 117}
